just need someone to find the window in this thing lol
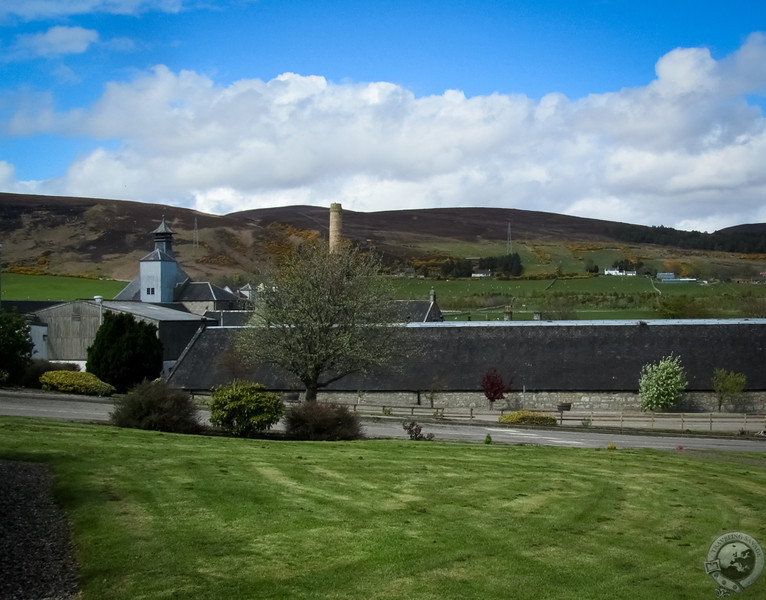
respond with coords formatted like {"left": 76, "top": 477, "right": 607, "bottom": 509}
{"left": 146, "top": 287, "right": 155, "bottom": 295}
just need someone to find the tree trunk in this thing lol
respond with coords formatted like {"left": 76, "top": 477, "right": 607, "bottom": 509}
{"left": 304, "top": 381, "right": 319, "bottom": 402}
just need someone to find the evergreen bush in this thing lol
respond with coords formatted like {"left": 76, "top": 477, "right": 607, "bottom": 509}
{"left": 40, "top": 371, "right": 115, "bottom": 396}
{"left": 285, "top": 402, "right": 361, "bottom": 441}
{"left": 209, "top": 381, "right": 283, "bottom": 437}
{"left": 111, "top": 380, "right": 199, "bottom": 433}
{"left": 0, "top": 310, "right": 33, "bottom": 386}
{"left": 86, "top": 312, "right": 163, "bottom": 393}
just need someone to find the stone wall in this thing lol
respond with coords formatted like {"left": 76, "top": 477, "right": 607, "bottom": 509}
{"left": 317, "top": 389, "right": 766, "bottom": 413}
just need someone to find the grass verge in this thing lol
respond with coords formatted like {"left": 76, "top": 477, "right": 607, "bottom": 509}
{"left": 1, "top": 417, "right": 765, "bottom": 599}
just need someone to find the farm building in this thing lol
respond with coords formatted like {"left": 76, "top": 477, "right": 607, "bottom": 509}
{"left": 167, "top": 318, "right": 766, "bottom": 410}
{"left": 31, "top": 299, "right": 210, "bottom": 372}
{"left": 114, "top": 217, "right": 242, "bottom": 314}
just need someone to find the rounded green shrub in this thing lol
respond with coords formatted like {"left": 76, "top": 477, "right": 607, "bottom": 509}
{"left": 209, "top": 381, "right": 283, "bottom": 437}
{"left": 498, "top": 411, "right": 557, "bottom": 426}
{"left": 285, "top": 402, "right": 361, "bottom": 441}
{"left": 40, "top": 370, "right": 115, "bottom": 396}
{"left": 111, "top": 380, "right": 199, "bottom": 433}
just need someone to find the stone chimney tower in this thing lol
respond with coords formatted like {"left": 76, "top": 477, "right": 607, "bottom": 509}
{"left": 329, "top": 203, "right": 342, "bottom": 253}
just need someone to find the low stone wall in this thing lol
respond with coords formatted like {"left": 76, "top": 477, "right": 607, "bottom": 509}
{"left": 316, "top": 390, "right": 766, "bottom": 414}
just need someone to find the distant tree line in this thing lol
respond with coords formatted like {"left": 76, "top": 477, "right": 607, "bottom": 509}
{"left": 439, "top": 253, "right": 524, "bottom": 278}
{"left": 478, "top": 253, "right": 524, "bottom": 277}
{"left": 611, "top": 224, "right": 766, "bottom": 254}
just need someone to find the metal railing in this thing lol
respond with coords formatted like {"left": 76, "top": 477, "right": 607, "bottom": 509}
{"left": 347, "top": 404, "right": 766, "bottom": 434}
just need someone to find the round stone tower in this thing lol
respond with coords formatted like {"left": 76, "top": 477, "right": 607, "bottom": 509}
{"left": 329, "top": 203, "right": 342, "bottom": 253}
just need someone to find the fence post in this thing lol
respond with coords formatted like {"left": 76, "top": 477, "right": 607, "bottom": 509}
{"left": 620, "top": 410, "right": 624, "bottom": 433}
{"left": 651, "top": 412, "right": 655, "bottom": 428}
{"left": 681, "top": 413, "right": 684, "bottom": 431}
{"left": 744, "top": 413, "right": 748, "bottom": 432}
{"left": 710, "top": 413, "right": 713, "bottom": 431}
{"left": 470, "top": 407, "right": 474, "bottom": 420}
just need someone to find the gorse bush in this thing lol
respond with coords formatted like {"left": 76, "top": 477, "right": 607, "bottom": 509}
{"left": 209, "top": 381, "right": 283, "bottom": 437}
{"left": 111, "top": 380, "right": 199, "bottom": 433}
{"left": 22, "top": 359, "right": 79, "bottom": 389}
{"left": 498, "top": 411, "right": 557, "bottom": 426}
{"left": 638, "top": 354, "right": 687, "bottom": 411}
{"left": 40, "top": 371, "right": 115, "bottom": 396}
{"left": 285, "top": 402, "right": 362, "bottom": 441}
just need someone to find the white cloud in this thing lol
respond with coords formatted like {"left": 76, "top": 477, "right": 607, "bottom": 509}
{"left": 0, "top": 0, "right": 184, "bottom": 20}
{"left": 5, "top": 34, "right": 766, "bottom": 231}
{"left": 8, "top": 26, "right": 99, "bottom": 59}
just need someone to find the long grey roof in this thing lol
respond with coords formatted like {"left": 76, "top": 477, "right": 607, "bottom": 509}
{"left": 97, "top": 300, "right": 206, "bottom": 322}
{"left": 167, "top": 319, "right": 766, "bottom": 392}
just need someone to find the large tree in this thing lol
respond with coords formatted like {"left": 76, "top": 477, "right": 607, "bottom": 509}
{"left": 238, "top": 241, "right": 403, "bottom": 401}
{"left": 86, "top": 312, "right": 163, "bottom": 393}
{"left": 0, "top": 310, "right": 33, "bottom": 385}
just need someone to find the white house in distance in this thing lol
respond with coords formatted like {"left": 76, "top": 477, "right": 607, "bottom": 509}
{"left": 604, "top": 269, "right": 637, "bottom": 276}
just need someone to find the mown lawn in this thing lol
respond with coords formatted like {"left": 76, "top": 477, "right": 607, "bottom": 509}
{"left": 1, "top": 417, "right": 764, "bottom": 599}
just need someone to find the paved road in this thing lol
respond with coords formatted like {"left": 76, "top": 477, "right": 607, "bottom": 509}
{"left": 2, "top": 390, "right": 766, "bottom": 452}
{"left": 363, "top": 420, "right": 766, "bottom": 452}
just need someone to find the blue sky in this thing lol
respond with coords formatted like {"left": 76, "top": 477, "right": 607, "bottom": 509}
{"left": 1, "top": 0, "right": 765, "bottom": 231}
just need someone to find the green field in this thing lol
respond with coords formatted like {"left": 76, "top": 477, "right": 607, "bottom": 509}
{"left": 0, "top": 273, "right": 127, "bottom": 301}
{"left": 1, "top": 417, "right": 764, "bottom": 599}
{"left": 390, "top": 276, "right": 766, "bottom": 319}
{"left": 4, "top": 272, "right": 766, "bottom": 319}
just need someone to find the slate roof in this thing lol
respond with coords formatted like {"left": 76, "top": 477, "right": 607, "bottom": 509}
{"left": 167, "top": 319, "right": 766, "bottom": 392}
{"left": 152, "top": 218, "right": 174, "bottom": 234}
{"left": 0, "top": 300, "right": 63, "bottom": 315}
{"left": 140, "top": 248, "right": 176, "bottom": 262}
{"left": 179, "top": 282, "right": 239, "bottom": 303}
{"left": 392, "top": 300, "right": 443, "bottom": 322}
{"left": 96, "top": 300, "right": 204, "bottom": 322}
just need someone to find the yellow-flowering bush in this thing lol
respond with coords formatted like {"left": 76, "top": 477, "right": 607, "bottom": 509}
{"left": 498, "top": 411, "right": 557, "bottom": 426}
{"left": 40, "top": 371, "right": 115, "bottom": 397}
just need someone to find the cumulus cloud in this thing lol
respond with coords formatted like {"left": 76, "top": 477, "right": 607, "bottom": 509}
{"left": 4, "top": 35, "right": 766, "bottom": 231}
{"left": 7, "top": 26, "right": 99, "bottom": 59}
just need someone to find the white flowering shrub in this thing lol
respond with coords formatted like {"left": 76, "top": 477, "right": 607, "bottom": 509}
{"left": 638, "top": 354, "right": 688, "bottom": 411}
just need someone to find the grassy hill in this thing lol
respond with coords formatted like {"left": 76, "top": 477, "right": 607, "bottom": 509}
{"left": 1, "top": 192, "right": 765, "bottom": 284}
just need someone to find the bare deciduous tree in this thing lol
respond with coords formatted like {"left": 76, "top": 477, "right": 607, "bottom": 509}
{"left": 238, "top": 241, "right": 403, "bottom": 401}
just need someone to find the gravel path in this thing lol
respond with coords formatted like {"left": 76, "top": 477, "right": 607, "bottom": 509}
{"left": 0, "top": 460, "right": 80, "bottom": 600}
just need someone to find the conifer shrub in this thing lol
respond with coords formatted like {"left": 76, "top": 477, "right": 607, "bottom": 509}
{"left": 284, "top": 402, "right": 362, "bottom": 441}
{"left": 40, "top": 371, "right": 115, "bottom": 396}
{"left": 209, "top": 380, "right": 283, "bottom": 437}
{"left": 498, "top": 411, "right": 557, "bottom": 426}
{"left": 0, "top": 310, "right": 33, "bottom": 386}
{"left": 22, "top": 359, "right": 80, "bottom": 389}
{"left": 86, "top": 312, "right": 163, "bottom": 393}
{"left": 111, "top": 380, "right": 199, "bottom": 433}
